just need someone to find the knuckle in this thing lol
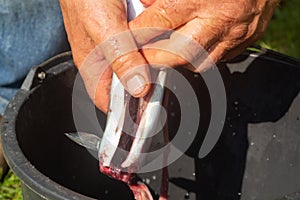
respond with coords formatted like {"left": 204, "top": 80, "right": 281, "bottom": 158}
{"left": 222, "top": 1, "right": 257, "bottom": 22}
{"left": 245, "top": 17, "right": 264, "bottom": 41}
{"left": 111, "top": 51, "right": 145, "bottom": 77}
{"left": 229, "top": 24, "right": 249, "bottom": 40}
{"left": 151, "top": 7, "right": 176, "bottom": 28}
{"left": 161, "top": 0, "right": 177, "bottom": 8}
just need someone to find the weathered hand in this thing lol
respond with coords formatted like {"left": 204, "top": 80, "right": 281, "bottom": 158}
{"left": 59, "top": 0, "right": 151, "bottom": 113}
{"left": 130, "top": 0, "right": 279, "bottom": 71}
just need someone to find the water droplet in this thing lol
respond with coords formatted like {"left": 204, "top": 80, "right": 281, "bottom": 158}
{"left": 272, "top": 134, "right": 276, "bottom": 138}
{"left": 184, "top": 192, "right": 190, "bottom": 199}
{"left": 173, "top": 86, "right": 177, "bottom": 90}
{"left": 194, "top": 74, "right": 199, "bottom": 78}
{"left": 152, "top": 175, "right": 156, "bottom": 180}
{"left": 145, "top": 178, "right": 150, "bottom": 184}
{"left": 234, "top": 101, "right": 239, "bottom": 105}
{"left": 289, "top": 163, "right": 294, "bottom": 167}
{"left": 237, "top": 113, "right": 241, "bottom": 117}
{"left": 229, "top": 124, "right": 233, "bottom": 128}
{"left": 253, "top": 113, "right": 257, "bottom": 116}
{"left": 234, "top": 107, "right": 238, "bottom": 110}
{"left": 232, "top": 132, "right": 236, "bottom": 136}
{"left": 238, "top": 192, "right": 241, "bottom": 196}
{"left": 104, "top": 190, "right": 109, "bottom": 195}
{"left": 192, "top": 173, "right": 196, "bottom": 176}
{"left": 250, "top": 142, "right": 254, "bottom": 146}
{"left": 187, "top": 131, "right": 192, "bottom": 135}
{"left": 266, "top": 157, "right": 270, "bottom": 161}
{"left": 170, "top": 112, "right": 175, "bottom": 117}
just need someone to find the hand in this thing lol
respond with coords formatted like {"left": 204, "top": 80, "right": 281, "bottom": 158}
{"left": 130, "top": 0, "right": 279, "bottom": 71}
{"left": 59, "top": 0, "right": 151, "bottom": 113}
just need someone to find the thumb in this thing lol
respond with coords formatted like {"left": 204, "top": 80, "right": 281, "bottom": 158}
{"left": 112, "top": 51, "right": 151, "bottom": 98}
{"left": 80, "top": 0, "right": 151, "bottom": 98}
{"left": 99, "top": 31, "right": 151, "bottom": 98}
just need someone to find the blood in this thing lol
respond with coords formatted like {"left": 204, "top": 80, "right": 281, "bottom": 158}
{"left": 100, "top": 165, "right": 153, "bottom": 200}
{"left": 99, "top": 165, "right": 132, "bottom": 183}
{"left": 99, "top": 91, "right": 154, "bottom": 199}
{"left": 99, "top": 81, "right": 169, "bottom": 200}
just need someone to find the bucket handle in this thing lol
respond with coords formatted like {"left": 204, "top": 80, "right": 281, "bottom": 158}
{"left": 21, "top": 52, "right": 73, "bottom": 91}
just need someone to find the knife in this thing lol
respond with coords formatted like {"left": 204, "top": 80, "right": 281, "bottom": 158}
{"left": 65, "top": 132, "right": 101, "bottom": 152}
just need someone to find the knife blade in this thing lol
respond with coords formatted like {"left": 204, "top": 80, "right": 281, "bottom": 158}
{"left": 65, "top": 132, "right": 101, "bottom": 152}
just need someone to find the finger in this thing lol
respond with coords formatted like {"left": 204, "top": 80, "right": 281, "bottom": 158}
{"left": 181, "top": 20, "right": 249, "bottom": 71}
{"left": 139, "top": 0, "right": 156, "bottom": 7}
{"left": 195, "top": 42, "right": 230, "bottom": 73}
{"left": 59, "top": 3, "right": 93, "bottom": 68}
{"left": 141, "top": 39, "right": 189, "bottom": 68}
{"left": 97, "top": 32, "right": 151, "bottom": 98}
{"left": 129, "top": 0, "right": 198, "bottom": 44}
{"left": 80, "top": 46, "right": 113, "bottom": 113}
{"left": 94, "top": 68, "right": 112, "bottom": 113}
{"left": 83, "top": 4, "right": 151, "bottom": 98}
{"left": 223, "top": 21, "right": 265, "bottom": 61}
{"left": 60, "top": 1, "right": 112, "bottom": 113}
{"left": 113, "top": 51, "right": 151, "bottom": 98}
{"left": 222, "top": 34, "right": 261, "bottom": 61}
{"left": 222, "top": 42, "right": 249, "bottom": 61}
{"left": 140, "top": 18, "right": 219, "bottom": 70}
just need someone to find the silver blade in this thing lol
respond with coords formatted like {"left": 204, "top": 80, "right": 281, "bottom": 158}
{"left": 65, "top": 132, "right": 101, "bottom": 152}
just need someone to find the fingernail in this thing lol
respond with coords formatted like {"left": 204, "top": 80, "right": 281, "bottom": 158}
{"left": 126, "top": 74, "right": 146, "bottom": 96}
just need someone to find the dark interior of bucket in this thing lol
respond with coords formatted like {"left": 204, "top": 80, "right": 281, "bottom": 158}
{"left": 15, "top": 65, "right": 137, "bottom": 199}
{"left": 14, "top": 50, "right": 300, "bottom": 200}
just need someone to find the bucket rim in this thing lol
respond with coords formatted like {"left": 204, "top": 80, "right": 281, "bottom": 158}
{"left": 0, "top": 52, "right": 95, "bottom": 200}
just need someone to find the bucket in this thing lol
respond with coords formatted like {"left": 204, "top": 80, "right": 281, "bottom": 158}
{"left": 1, "top": 48, "right": 300, "bottom": 200}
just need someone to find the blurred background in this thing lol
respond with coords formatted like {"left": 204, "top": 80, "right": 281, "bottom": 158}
{"left": 0, "top": 0, "right": 299, "bottom": 199}
{"left": 257, "top": 0, "right": 300, "bottom": 59}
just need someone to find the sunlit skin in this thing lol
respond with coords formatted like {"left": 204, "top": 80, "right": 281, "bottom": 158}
{"left": 59, "top": 1, "right": 279, "bottom": 199}
{"left": 59, "top": 0, "right": 279, "bottom": 113}
{"left": 59, "top": 0, "right": 151, "bottom": 113}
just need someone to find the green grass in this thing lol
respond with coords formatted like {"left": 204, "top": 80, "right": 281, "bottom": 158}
{"left": 0, "top": 171, "right": 22, "bottom": 200}
{"left": 258, "top": 0, "right": 300, "bottom": 59}
{"left": 0, "top": 1, "right": 299, "bottom": 199}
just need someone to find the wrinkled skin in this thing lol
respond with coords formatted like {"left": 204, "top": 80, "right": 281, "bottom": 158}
{"left": 59, "top": 0, "right": 278, "bottom": 112}
{"left": 130, "top": 0, "right": 279, "bottom": 71}
{"left": 59, "top": 0, "right": 151, "bottom": 113}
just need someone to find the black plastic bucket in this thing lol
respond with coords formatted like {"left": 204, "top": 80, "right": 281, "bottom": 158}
{"left": 1, "top": 48, "right": 300, "bottom": 200}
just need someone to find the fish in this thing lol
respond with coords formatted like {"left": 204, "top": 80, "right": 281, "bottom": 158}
{"left": 98, "top": 1, "right": 170, "bottom": 198}
{"left": 98, "top": 70, "right": 168, "bottom": 200}
{"left": 66, "top": 1, "right": 170, "bottom": 199}
{"left": 65, "top": 70, "right": 169, "bottom": 200}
